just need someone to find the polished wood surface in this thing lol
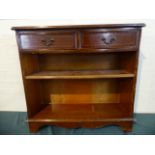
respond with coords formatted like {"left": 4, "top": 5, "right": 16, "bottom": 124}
{"left": 17, "top": 28, "right": 140, "bottom": 52}
{"left": 18, "top": 30, "right": 77, "bottom": 50}
{"left": 44, "top": 79, "right": 120, "bottom": 104}
{"left": 38, "top": 53, "right": 122, "bottom": 71}
{"left": 28, "top": 103, "right": 131, "bottom": 122}
{"left": 25, "top": 70, "right": 135, "bottom": 79}
{"left": 12, "top": 23, "right": 145, "bottom": 132}
{"left": 12, "top": 23, "right": 145, "bottom": 30}
{"left": 80, "top": 29, "right": 138, "bottom": 49}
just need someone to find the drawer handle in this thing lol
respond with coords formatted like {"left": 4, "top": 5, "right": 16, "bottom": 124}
{"left": 101, "top": 37, "right": 116, "bottom": 45}
{"left": 41, "top": 38, "right": 55, "bottom": 46}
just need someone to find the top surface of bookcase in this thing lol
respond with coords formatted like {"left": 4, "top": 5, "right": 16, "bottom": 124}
{"left": 12, "top": 23, "right": 145, "bottom": 30}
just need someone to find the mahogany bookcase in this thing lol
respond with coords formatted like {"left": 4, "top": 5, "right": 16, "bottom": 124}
{"left": 12, "top": 23, "right": 145, "bottom": 132}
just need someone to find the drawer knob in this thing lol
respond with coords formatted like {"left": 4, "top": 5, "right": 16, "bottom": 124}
{"left": 41, "top": 38, "right": 55, "bottom": 46}
{"left": 101, "top": 36, "right": 116, "bottom": 45}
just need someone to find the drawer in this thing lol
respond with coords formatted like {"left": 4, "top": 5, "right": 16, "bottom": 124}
{"left": 80, "top": 30, "right": 139, "bottom": 49}
{"left": 18, "top": 30, "right": 77, "bottom": 50}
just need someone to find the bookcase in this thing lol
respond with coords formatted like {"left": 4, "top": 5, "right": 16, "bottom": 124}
{"left": 12, "top": 24, "right": 145, "bottom": 132}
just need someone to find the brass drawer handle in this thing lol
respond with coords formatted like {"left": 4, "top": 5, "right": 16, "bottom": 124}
{"left": 41, "top": 38, "right": 55, "bottom": 46}
{"left": 101, "top": 37, "right": 116, "bottom": 45}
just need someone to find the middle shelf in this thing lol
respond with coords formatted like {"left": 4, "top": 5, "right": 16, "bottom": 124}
{"left": 25, "top": 70, "right": 135, "bottom": 80}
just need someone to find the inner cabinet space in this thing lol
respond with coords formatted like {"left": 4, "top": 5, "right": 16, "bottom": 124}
{"left": 24, "top": 52, "right": 137, "bottom": 78}
{"left": 40, "top": 78, "right": 134, "bottom": 112}
{"left": 39, "top": 52, "right": 136, "bottom": 72}
{"left": 21, "top": 52, "right": 136, "bottom": 116}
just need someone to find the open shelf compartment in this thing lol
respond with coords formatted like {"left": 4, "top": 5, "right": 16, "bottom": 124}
{"left": 20, "top": 52, "right": 136, "bottom": 123}
{"left": 28, "top": 103, "right": 132, "bottom": 123}
{"left": 23, "top": 52, "right": 137, "bottom": 80}
{"left": 26, "top": 77, "right": 134, "bottom": 122}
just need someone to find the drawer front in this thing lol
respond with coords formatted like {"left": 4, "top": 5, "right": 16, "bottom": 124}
{"left": 18, "top": 31, "right": 77, "bottom": 50}
{"left": 81, "top": 30, "right": 139, "bottom": 49}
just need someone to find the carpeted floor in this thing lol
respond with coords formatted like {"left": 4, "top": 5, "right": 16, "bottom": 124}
{"left": 0, "top": 112, "right": 155, "bottom": 135}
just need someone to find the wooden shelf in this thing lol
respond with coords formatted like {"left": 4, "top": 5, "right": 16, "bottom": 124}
{"left": 28, "top": 104, "right": 131, "bottom": 123}
{"left": 25, "top": 70, "right": 135, "bottom": 80}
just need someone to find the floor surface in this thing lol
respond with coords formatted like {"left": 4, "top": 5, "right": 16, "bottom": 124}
{"left": 0, "top": 112, "right": 155, "bottom": 135}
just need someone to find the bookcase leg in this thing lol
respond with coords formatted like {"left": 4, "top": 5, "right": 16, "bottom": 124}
{"left": 29, "top": 122, "right": 42, "bottom": 133}
{"left": 120, "top": 121, "right": 133, "bottom": 132}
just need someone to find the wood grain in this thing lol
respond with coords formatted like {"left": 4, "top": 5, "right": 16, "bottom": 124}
{"left": 80, "top": 30, "right": 138, "bottom": 50}
{"left": 25, "top": 70, "right": 135, "bottom": 79}
{"left": 12, "top": 23, "right": 145, "bottom": 132}
{"left": 12, "top": 23, "right": 145, "bottom": 30}
{"left": 18, "top": 30, "right": 77, "bottom": 50}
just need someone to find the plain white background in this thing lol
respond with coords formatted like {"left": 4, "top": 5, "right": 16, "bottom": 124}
{"left": 0, "top": 19, "right": 155, "bottom": 113}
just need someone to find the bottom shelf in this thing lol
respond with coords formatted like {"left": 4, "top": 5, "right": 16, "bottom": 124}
{"left": 28, "top": 103, "right": 132, "bottom": 123}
